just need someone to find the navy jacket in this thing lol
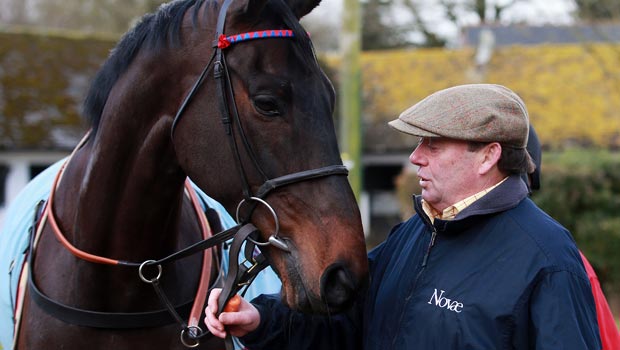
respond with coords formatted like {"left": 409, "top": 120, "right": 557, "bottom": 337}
{"left": 241, "top": 176, "right": 601, "bottom": 349}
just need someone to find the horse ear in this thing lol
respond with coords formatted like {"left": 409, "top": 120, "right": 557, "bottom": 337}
{"left": 284, "top": 0, "right": 321, "bottom": 19}
{"left": 229, "top": 0, "right": 319, "bottom": 23}
{"left": 230, "top": 0, "right": 269, "bottom": 22}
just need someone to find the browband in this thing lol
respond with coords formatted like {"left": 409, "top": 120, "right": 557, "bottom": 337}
{"left": 217, "top": 30, "right": 294, "bottom": 49}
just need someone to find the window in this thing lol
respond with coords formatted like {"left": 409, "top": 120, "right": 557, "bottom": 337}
{"left": 0, "top": 164, "right": 8, "bottom": 206}
{"left": 29, "top": 164, "right": 50, "bottom": 179}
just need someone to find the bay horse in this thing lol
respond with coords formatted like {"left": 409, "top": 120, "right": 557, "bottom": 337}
{"left": 9, "top": 0, "right": 368, "bottom": 348}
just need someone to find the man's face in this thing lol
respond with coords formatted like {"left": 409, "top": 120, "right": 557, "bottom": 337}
{"left": 409, "top": 137, "right": 483, "bottom": 212}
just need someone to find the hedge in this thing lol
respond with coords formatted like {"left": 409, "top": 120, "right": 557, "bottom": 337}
{"left": 531, "top": 150, "right": 620, "bottom": 294}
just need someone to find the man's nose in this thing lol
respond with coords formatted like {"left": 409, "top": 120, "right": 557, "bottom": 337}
{"left": 410, "top": 145, "right": 424, "bottom": 166}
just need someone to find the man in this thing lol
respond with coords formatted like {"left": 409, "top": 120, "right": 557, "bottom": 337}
{"left": 205, "top": 84, "right": 601, "bottom": 349}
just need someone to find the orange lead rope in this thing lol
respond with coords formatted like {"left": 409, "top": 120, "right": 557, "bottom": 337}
{"left": 223, "top": 294, "right": 242, "bottom": 312}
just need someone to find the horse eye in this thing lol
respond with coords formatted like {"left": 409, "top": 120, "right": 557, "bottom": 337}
{"left": 253, "top": 96, "right": 281, "bottom": 117}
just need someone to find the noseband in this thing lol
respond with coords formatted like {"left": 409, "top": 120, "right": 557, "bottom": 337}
{"left": 170, "top": 0, "right": 349, "bottom": 253}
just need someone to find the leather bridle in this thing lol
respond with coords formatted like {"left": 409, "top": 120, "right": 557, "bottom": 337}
{"left": 171, "top": 2, "right": 350, "bottom": 345}
{"left": 26, "top": 0, "right": 349, "bottom": 349}
{"left": 171, "top": 0, "right": 348, "bottom": 254}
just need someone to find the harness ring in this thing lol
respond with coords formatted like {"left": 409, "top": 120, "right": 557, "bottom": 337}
{"left": 180, "top": 326, "right": 202, "bottom": 348}
{"left": 235, "top": 197, "right": 289, "bottom": 251}
{"left": 138, "top": 260, "right": 162, "bottom": 283}
{"left": 235, "top": 197, "right": 279, "bottom": 240}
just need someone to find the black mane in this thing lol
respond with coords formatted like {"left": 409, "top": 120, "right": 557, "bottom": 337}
{"left": 83, "top": 0, "right": 317, "bottom": 132}
{"left": 83, "top": 0, "right": 208, "bottom": 131}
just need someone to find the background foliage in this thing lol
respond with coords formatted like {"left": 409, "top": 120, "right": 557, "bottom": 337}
{"left": 3, "top": 0, "right": 620, "bottom": 50}
{"left": 0, "top": 30, "right": 112, "bottom": 150}
{"left": 531, "top": 150, "right": 620, "bottom": 294}
{"left": 347, "top": 44, "right": 620, "bottom": 151}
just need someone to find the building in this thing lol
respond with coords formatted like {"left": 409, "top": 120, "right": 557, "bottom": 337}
{"left": 461, "top": 23, "right": 620, "bottom": 48}
{"left": 0, "top": 30, "right": 110, "bottom": 222}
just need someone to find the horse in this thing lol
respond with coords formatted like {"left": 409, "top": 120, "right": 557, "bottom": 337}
{"left": 5, "top": 0, "right": 369, "bottom": 348}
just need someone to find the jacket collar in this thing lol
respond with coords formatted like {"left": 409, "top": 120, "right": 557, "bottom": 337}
{"left": 413, "top": 175, "right": 529, "bottom": 234}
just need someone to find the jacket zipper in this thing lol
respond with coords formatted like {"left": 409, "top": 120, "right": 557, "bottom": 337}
{"left": 413, "top": 227, "right": 437, "bottom": 285}
{"left": 421, "top": 228, "right": 437, "bottom": 268}
{"left": 391, "top": 227, "right": 437, "bottom": 349}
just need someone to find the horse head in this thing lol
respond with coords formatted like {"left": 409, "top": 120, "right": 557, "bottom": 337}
{"left": 159, "top": 0, "right": 369, "bottom": 313}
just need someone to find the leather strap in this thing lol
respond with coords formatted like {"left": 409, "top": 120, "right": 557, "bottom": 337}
{"left": 214, "top": 224, "right": 263, "bottom": 350}
{"left": 28, "top": 274, "right": 194, "bottom": 329}
{"left": 26, "top": 208, "right": 195, "bottom": 329}
{"left": 256, "top": 164, "right": 349, "bottom": 199}
{"left": 26, "top": 184, "right": 236, "bottom": 329}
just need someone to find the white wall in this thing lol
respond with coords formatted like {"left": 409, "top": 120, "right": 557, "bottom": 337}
{"left": 0, "top": 152, "right": 68, "bottom": 225}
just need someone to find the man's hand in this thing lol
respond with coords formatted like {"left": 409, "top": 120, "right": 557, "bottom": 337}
{"left": 204, "top": 288, "right": 261, "bottom": 338}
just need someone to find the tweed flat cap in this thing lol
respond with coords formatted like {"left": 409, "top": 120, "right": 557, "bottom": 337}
{"left": 388, "top": 84, "right": 530, "bottom": 148}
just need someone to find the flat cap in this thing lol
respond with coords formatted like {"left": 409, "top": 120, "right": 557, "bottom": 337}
{"left": 388, "top": 84, "right": 530, "bottom": 148}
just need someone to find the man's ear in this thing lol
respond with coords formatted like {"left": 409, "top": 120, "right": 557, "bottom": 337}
{"left": 478, "top": 142, "right": 502, "bottom": 175}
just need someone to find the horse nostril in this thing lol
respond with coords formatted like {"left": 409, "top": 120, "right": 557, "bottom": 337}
{"left": 320, "top": 263, "right": 356, "bottom": 311}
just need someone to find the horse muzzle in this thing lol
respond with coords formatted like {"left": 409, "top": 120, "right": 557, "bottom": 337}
{"left": 320, "top": 262, "right": 361, "bottom": 311}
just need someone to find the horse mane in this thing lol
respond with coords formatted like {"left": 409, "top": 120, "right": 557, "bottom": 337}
{"left": 83, "top": 0, "right": 317, "bottom": 133}
{"left": 83, "top": 0, "right": 208, "bottom": 132}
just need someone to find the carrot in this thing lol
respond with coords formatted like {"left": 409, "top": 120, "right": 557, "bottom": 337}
{"left": 223, "top": 294, "right": 242, "bottom": 312}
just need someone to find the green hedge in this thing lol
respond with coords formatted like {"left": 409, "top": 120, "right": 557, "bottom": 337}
{"left": 531, "top": 150, "right": 620, "bottom": 294}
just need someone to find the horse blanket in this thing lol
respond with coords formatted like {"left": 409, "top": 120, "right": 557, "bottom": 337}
{"left": 0, "top": 159, "right": 281, "bottom": 350}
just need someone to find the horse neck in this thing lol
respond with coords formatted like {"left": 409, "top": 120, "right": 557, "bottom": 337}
{"left": 54, "top": 114, "right": 190, "bottom": 262}
{"left": 55, "top": 18, "right": 227, "bottom": 262}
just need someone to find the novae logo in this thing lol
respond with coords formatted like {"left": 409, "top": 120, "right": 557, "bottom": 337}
{"left": 428, "top": 289, "right": 463, "bottom": 313}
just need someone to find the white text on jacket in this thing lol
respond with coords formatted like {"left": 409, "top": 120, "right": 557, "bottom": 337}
{"left": 428, "top": 289, "right": 463, "bottom": 313}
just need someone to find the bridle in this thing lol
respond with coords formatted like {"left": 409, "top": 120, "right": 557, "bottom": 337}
{"left": 171, "top": 0, "right": 348, "bottom": 253}
{"left": 26, "top": 0, "right": 349, "bottom": 348}
{"left": 171, "top": 1, "right": 349, "bottom": 345}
